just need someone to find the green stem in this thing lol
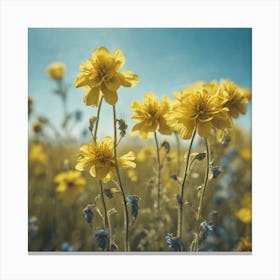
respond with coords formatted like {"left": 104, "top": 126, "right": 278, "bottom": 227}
{"left": 99, "top": 181, "right": 111, "bottom": 251}
{"left": 177, "top": 129, "right": 196, "bottom": 246}
{"left": 93, "top": 97, "right": 103, "bottom": 142}
{"left": 192, "top": 137, "right": 210, "bottom": 252}
{"left": 154, "top": 131, "right": 161, "bottom": 247}
{"left": 174, "top": 132, "right": 181, "bottom": 175}
{"left": 113, "top": 105, "right": 129, "bottom": 251}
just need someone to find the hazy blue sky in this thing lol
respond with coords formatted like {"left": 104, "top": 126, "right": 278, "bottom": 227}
{"left": 28, "top": 28, "right": 252, "bottom": 141}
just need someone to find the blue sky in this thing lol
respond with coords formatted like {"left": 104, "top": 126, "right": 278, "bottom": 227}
{"left": 28, "top": 28, "right": 252, "bottom": 141}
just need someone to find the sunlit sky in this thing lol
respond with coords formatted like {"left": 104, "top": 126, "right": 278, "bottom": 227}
{"left": 28, "top": 28, "right": 252, "bottom": 141}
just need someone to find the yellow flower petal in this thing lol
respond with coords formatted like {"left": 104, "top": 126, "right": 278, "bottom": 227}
{"left": 83, "top": 87, "right": 101, "bottom": 106}
{"left": 118, "top": 151, "right": 136, "bottom": 168}
{"left": 101, "top": 85, "right": 118, "bottom": 105}
{"left": 119, "top": 70, "right": 140, "bottom": 87}
{"left": 112, "top": 49, "right": 126, "bottom": 70}
{"left": 197, "top": 121, "right": 212, "bottom": 137}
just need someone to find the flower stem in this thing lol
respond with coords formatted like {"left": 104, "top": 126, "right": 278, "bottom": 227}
{"left": 174, "top": 132, "right": 181, "bottom": 175}
{"left": 99, "top": 181, "right": 111, "bottom": 251}
{"left": 93, "top": 97, "right": 103, "bottom": 142}
{"left": 177, "top": 129, "right": 196, "bottom": 246}
{"left": 191, "top": 137, "right": 210, "bottom": 252}
{"left": 154, "top": 131, "right": 161, "bottom": 247}
{"left": 113, "top": 105, "right": 129, "bottom": 251}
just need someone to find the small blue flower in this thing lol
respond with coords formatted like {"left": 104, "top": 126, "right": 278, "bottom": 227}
{"left": 200, "top": 220, "right": 214, "bottom": 240}
{"left": 61, "top": 241, "right": 76, "bottom": 251}
{"left": 74, "top": 110, "right": 82, "bottom": 122}
{"left": 210, "top": 166, "right": 222, "bottom": 179}
{"left": 165, "top": 233, "right": 183, "bottom": 251}
{"left": 81, "top": 128, "right": 88, "bottom": 137}
{"left": 83, "top": 206, "right": 94, "bottom": 224}
{"left": 126, "top": 195, "right": 140, "bottom": 218}
{"left": 28, "top": 217, "right": 38, "bottom": 238}
{"left": 93, "top": 228, "right": 110, "bottom": 250}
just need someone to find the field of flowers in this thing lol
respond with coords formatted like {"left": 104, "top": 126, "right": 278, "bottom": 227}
{"left": 28, "top": 47, "right": 252, "bottom": 252}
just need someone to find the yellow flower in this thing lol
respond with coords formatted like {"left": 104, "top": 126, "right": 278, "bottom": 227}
{"left": 220, "top": 80, "right": 249, "bottom": 118}
{"left": 75, "top": 47, "right": 139, "bottom": 106}
{"left": 236, "top": 193, "right": 252, "bottom": 224}
{"left": 46, "top": 62, "right": 66, "bottom": 80}
{"left": 127, "top": 169, "right": 138, "bottom": 182}
{"left": 130, "top": 92, "right": 172, "bottom": 138}
{"left": 76, "top": 136, "right": 136, "bottom": 183}
{"left": 167, "top": 82, "right": 231, "bottom": 139}
{"left": 239, "top": 148, "right": 252, "bottom": 161}
{"left": 136, "top": 146, "right": 155, "bottom": 162}
{"left": 235, "top": 236, "right": 252, "bottom": 251}
{"left": 29, "top": 144, "right": 47, "bottom": 164}
{"left": 54, "top": 170, "right": 86, "bottom": 194}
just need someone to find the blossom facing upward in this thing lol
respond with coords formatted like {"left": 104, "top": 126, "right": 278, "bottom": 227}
{"left": 75, "top": 136, "right": 136, "bottom": 183}
{"left": 54, "top": 170, "right": 86, "bottom": 194}
{"left": 75, "top": 47, "right": 139, "bottom": 106}
{"left": 219, "top": 80, "right": 249, "bottom": 118}
{"left": 130, "top": 92, "right": 173, "bottom": 138}
{"left": 46, "top": 62, "right": 66, "bottom": 80}
{"left": 167, "top": 82, "right": 232, "bottom": 139}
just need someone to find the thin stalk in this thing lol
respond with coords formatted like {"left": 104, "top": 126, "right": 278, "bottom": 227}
{"left": 192, "top": 137, "right": 210, "bottom": 252}
{"left": 174, "top": 132, "right": 181, "bottom": 175}
{"left": 177, "top": 129, "right": 196, "bottom": 245}
{"left": 154, "top": 131, "right": 161, "bottom": 246}
{"left": 93, "top": 97, "right": 103, "bottom": 142}
{"left": 113, "top": 105, "right": 129, "bottom": 251}
{"left": 99, "top": 181, "right": 111, "bottom": 250}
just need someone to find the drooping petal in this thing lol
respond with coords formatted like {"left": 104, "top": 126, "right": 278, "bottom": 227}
{"left": 101, "top": 84, "right": 118, "bottom": 105}
{"left": 197, "top": 121, "right": 212, "bottom": 137}
{"left": 83, "top": 87, "right": 101, "bottom": 106}
{"left": 75, "top": 74, "right": 89, "bottom": 88}
{"left": 119, "top": 70, "right": 139, "bottom": 87}
{"left": 158, "top": 117, "right": 173, "bottom": 135}
{"left": 105, "top": 75, "right": 121, "bottom": 92}
{"left": 95, "top": 166, "right": 111, "bottom": 182}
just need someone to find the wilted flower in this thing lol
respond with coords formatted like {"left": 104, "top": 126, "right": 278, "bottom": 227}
{"left": 165, "top": 233, "right": 183, "bottom": 251}
{"left": 93, "top": 228, "right": 110, "bottom": 250}
{"left": 219, "top": 80, "right": 249, "bottom": 119}
{"left": 29, "top": 144, "right": 47, "bottom": 164}
{"left": 130, "top": 92, "right": 172, "bottom": 138}
{"left": 76, "top": 136, "right": 136, "bottom": 183}
{"left": 54, "top": 170, "right": 86, "bottom": 194}
{"left": 32, "top": 120, "right": 42, "bottom": 133}
{"left": 61, "top": 241, "right": 76, "bottom": 251}
{"left": 46, "top": 62, "right": 66, "bottom": 80}
{"left": 75, "top": 47, "right": 139, "bottom": 106}
{"left": 167, "top": 81, "right": 231, "bottom": 139}
{"left": 117, "top": 118, "right": 128, "bottom": 138}
{"left": 126, "top": 195, "right": 140, "bottom": 218}
{"left": 83, "top": 206, "right": 94, "bottom": 225}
